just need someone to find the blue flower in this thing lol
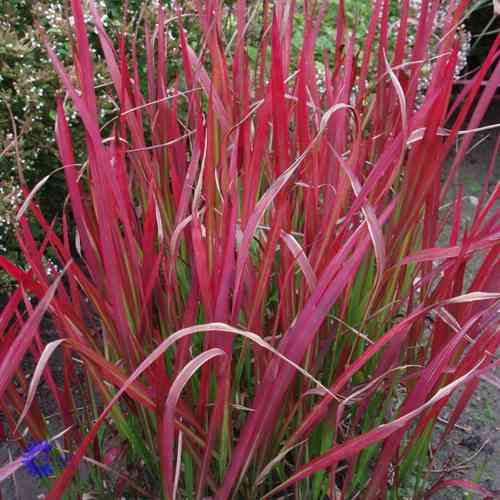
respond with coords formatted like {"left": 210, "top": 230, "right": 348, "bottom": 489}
{"left": 21, "top": 441, "right": 54, "bottom": 479}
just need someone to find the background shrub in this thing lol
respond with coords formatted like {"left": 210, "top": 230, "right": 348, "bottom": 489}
{"left": 0, "top": 0, "right": 142, "bottom": 293}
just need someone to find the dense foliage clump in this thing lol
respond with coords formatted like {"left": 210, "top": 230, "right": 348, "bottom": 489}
{"left": 0, "top": 1, "right": 499, "bottom": 498}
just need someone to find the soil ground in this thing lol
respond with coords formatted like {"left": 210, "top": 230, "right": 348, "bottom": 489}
{"left": 430, "top": 99, "right": 500, "bottom": 500}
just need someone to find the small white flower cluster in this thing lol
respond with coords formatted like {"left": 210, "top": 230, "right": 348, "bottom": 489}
{"left": 0, "top": 180, "right": 23, "bottom": 254}
{"left": 402, "top": 0, "right": 472, "bottom": 106}
{"left": 43, "top": 257, "right": 61, "bottom": 279}
{"left": 40, "top": 1, "right": 109, "bottom": 29}
{"left": 313, "top": 1, "right": 471, "bottom": 105}
{"left": 43, "top": 2, "right": 64, "bottom": 26}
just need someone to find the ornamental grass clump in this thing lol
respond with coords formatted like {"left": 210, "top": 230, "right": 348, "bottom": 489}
{"left": 1, "top": 0, "right": 499, "bottom": 498}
